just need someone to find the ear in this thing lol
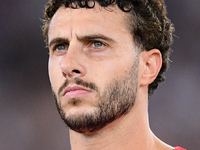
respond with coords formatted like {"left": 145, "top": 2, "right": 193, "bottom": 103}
{"left": 139, "top": 49, "right": 162, "bottom": 87}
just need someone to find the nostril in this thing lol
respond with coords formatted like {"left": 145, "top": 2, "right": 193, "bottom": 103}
{"left": 72, "top": 69, "right": 81, "bottom": 74}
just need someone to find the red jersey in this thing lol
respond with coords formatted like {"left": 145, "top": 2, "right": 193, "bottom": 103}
{"left": 174, "top": 146, "right": 186, "bottom": 150}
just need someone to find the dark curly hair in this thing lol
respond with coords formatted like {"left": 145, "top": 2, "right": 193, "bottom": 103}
{"left": 42, "top": 0, "right": 174, "bottom": 97}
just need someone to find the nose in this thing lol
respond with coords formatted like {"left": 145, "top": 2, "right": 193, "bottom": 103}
{"left": 60, "top": 44, "right": 86, "bottom": 78}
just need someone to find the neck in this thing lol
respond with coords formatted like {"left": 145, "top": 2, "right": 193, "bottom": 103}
{"left": 69, "top": 92, "right": 173, "bottom": 150}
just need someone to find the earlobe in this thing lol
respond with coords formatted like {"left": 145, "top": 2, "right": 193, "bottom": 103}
{"left": 140, "top": 49, "right": 162, "bottom": 86}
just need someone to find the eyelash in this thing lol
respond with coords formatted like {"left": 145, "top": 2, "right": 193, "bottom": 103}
{"left": 91, "top": 41, "right": 105, "bottom": 47}
{"left": 87, "top": 40, "right": 107, "bottom": 50}
{"left": 54, "top": 44, "right": 68, "bottom": 51}
{"left": 51, "top": 40, "right": 107, "bottom": 54}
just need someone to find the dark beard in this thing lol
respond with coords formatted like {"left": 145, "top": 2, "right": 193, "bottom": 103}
{"left": 53, "top": 59, "right": 138, "bottom": 134}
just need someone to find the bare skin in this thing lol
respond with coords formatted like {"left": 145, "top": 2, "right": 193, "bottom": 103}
{"left": 48, "top": 4, "right": 174, "bottom": 150}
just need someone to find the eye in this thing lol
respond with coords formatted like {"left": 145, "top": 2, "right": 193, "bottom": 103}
{"left": 92, "top": 41, "right": 105, "bottom": 48}
{"left": 85, "top": 40, "right": 107, "bottom": 53}
{"left": 55, "top": 44, "right": 67, "bottom": 51}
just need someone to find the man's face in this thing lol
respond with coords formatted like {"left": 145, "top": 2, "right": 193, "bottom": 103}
{"left": 48, "top": 4, "right": 139, "bottom": 133}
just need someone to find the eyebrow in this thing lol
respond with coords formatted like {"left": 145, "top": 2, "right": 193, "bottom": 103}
{"left": 78, "top": 34, "right": 115, "bottom": 42}
{"left": 48, "top": 34, "right": 115, "bottom": 48}
{"left": 48, "top": 38, "right": 69, "bottom": 48}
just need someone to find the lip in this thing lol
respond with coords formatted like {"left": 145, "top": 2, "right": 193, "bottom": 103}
{"left": 62, "top": 85, "right": 91, "bottom": 99}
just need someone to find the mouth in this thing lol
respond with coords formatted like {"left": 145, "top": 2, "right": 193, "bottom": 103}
{"left": 62, "top": 85, "right": 92, "bottom": 99}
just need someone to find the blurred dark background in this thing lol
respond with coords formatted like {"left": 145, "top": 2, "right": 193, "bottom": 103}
{"left": 0, "top": 0, "right": 199, "bottom": 149}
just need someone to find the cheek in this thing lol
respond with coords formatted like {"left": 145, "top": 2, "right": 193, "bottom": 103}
{"left": 48, "top": 59, "right": 62, "bottom": 92}
{"left": 48, "top": 66, "right": 54, "bottom": 86}
{"left": 48, "top": 59, "right": 54, "bottom": 83}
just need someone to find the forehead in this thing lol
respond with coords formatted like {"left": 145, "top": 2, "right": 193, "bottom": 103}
{"left": 48, "top": 4, "right": 131, "bottom": 42}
